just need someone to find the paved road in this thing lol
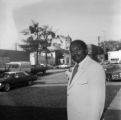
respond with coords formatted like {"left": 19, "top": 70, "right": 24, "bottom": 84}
{"left": 34, "top": 69, "right": 68, "bottom": 85}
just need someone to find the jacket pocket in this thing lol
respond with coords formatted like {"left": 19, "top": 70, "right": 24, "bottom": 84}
{"left": 77, "top": 78, "right": 88, "bottom": 85}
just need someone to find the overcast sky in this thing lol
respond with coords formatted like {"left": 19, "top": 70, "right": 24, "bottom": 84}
{"left": 0, "top": 0, "right": 121, "bottom": 50}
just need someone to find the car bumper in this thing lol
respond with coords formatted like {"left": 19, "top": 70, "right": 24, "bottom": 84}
{"left": 111, "top": 74, "right": 121, "bottom": 80}
{"left": 112, "top": 77, "right": 121, "bottom": 80}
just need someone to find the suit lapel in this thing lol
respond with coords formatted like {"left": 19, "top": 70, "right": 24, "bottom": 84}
{"left": 68, "top": 56, "right": 92, "bottom": 89}
{"left": 69, "top": 63, "right": 79, "bottom": 85}
{"left": 68, "top": 65, "right": 85, "bottom": 89}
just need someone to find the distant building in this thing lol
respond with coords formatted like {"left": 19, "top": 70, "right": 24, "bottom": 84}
{"left": 46, "top": 35, "right": 72, "bottom": 66}
{"left": 108, "top": 50, "right": 121, "bottom": 64}
{"left": 51, "top": 35, "right": 72, "bottom": 50}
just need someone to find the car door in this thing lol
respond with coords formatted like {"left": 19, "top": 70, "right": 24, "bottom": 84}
{"left": 17, "top": 72, "right": 30, "bottom": 83}
{"left": 22, "top": 72, "right": 32, "bottom": 82}
{"left": 3, "top": 73, "right": 15, "bottom": 85}
{"left": 14, "top": 72, "right": 23, "bottom": 85}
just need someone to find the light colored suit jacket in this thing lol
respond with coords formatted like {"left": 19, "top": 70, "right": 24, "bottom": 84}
{"left": 67, "top": 56, "right": 106, "bottom": 120}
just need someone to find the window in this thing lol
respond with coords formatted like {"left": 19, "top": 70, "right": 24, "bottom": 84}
{"left": 15, "top": 72, "right": 25, "bottom": 77}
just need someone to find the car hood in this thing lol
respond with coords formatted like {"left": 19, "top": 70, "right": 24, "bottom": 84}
{"left": 106, "top": 68, "right": 121, "bottom": 73}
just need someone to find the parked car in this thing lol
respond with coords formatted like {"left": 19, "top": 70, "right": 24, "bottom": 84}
{"left": 57, "top": 64, "right": 71, "bottom": 69}
{"left": 0, "top": 71, "right": 37, "bottom": 91}
{"left": 5, "top": 61, "right": 31, "bottom": 73}
{"left": 104, "top": 63, "right": 121, "bottom": 81}
{"left": 46, "top": 64, "right": 54, "bottom": 69}
{"left": 0, "top": 68, "right": 9, "bottom": 75}
{"left": 31, "top": 64, "right": 47, "bottom": 74}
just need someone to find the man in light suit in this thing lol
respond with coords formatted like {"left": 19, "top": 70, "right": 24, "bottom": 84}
{"left": 66, "top": 40, "right": 106, "bottom": 120}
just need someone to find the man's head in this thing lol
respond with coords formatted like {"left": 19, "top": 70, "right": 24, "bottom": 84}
{"left": 70, "top": 40, "right": 88, "bottom": 63}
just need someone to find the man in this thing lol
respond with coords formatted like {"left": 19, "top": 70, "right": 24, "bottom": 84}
{"left": 66, "top": 40, "right": 106, "bottom": 120}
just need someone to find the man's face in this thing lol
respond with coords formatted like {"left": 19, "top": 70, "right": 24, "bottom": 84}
{"left": 70, "top": 45, "right": 87, "bottom": 63}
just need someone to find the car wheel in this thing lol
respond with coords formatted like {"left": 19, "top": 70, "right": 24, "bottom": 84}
{"left": 28, "top": 81, "right": 33, "bottom": 86}
{"left": 4, "top": 83, "right": 11, "bottom": 92}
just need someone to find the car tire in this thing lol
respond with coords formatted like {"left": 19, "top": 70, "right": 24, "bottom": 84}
{"left": 4, "top": 83, "right": 11, "bottom": 92}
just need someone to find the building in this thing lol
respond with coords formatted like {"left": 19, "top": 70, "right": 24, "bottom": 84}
{"left": 46, "top": 35, "right": 72, "bottom": 66}
{"left": 108, "top": 50, "right": 121, "bottom": 64}
{"left": 51, "top": 35, "right": 72, "bottom": 50}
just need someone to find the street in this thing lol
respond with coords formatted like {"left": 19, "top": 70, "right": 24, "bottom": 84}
{"left": 0, "top": 69, "right": 121, "bottom": 120}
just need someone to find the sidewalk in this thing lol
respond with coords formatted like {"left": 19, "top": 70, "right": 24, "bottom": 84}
{"left": 108, "top": 88, "right": 121, "bottom": 110}
{"left": 104, "top": 88, "right": 121, "bottom": 120}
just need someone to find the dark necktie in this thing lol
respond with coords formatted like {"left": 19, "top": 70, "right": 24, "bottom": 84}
{"left": 70, "top": 63, "right": 79, "bottom": 84}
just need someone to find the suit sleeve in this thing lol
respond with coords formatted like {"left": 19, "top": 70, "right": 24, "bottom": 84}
{"left": 88, "top": 65, "right": 106, "bottom": 120}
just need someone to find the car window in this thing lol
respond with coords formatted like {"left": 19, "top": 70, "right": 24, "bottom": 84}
{"left": 15, "top": 72, "right": 26, "bottom": 77}
{"left": 2, "top": 73, "right": 14, "bottom": 78}
{"left": 112, "top": 64, "right": 121, "bottom": 69}
{"left": 3, "top": 73, "right": 10, "bottom": 78}
{"left": 9, "top": 64, "right": 19, "bottom": 68}
{"left": 24, "top": 72, "right": 29, "bottom": 76}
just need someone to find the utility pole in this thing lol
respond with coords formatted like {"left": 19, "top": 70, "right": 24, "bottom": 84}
{"left": 36, "top": 24, "right": 39, "bottom": 66}
{"left": 102, "top": 31, "right": 107, "bottom": 61}
{"left": 98, "top": 36, "right": 100, "bottom": 55}
{"left": 102, "top": 31, "right": 106, "bottom": 54}
{"left": 98, "top": 36, "right": 100, "bottom": 47}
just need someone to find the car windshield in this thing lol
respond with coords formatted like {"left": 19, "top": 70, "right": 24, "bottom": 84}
{"left": 5, "top": 64, "right": 19, "bottom": 69}
{"left": 105, "top": 64, "right": 121, "bottom": 72}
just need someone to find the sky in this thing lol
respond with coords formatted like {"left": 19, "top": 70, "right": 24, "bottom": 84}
{"left": 0, "top": 0, "right": 121, "bottom": 50}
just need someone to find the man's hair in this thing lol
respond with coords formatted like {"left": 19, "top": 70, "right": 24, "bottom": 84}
{"left": 70, "top": 40, "right": 88, "bottom": 52}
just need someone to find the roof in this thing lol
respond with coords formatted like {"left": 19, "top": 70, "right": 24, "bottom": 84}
{"left": 6, "top": 61, "right": 30, "bottom": 65}
{"left": 5, "top": 71, "right": 24, "bottom": 74}
{"left": 5, "top": 71, "right": 18, "bottom": 74}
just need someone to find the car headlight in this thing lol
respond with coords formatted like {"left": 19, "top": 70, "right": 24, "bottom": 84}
{"left": 0, "top": 83, "right": 2, "bottom": 86}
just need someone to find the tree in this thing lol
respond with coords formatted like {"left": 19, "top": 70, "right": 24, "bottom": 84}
{"left": 19, "top": 20, "right": 56, "bottom": 66}
{"left": 100, "top": 40, "right": 121, "bottom": 52}
{"left": 19, "top": 36, "right": 40, "bottom": 52}
{"left": 37, "top": 25, "right": 56, "bottom": 66}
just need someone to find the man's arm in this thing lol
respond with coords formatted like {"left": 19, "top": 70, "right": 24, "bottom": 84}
{"left": 88, "top": 65, "right": 106, "bottom": 120}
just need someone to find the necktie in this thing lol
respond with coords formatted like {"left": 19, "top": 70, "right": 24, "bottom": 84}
{"left": 70, "top": 63, "right": 79, "bottom": 84}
